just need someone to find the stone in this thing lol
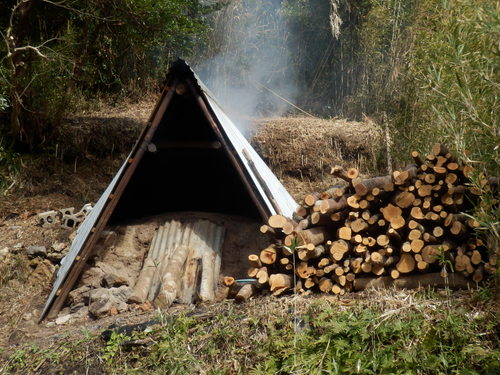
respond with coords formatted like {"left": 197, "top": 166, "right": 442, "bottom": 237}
{"left": 0, "top": 247, "right": 9, "bottom": 258}
{"left": 55, "top": 314, "right": 71, "bottom": 325}
{"left": 70, "top": 303, "right": 86, "bottom": 313}
{"left": 88, "top": 286, "right": 130, "bottom": 318}
{"left": 110, "top": 285, "right": 131, "bottom": 302}
{"left": 137, "top": 301, "right": 153, "bottom": 312}
{"left": 102, "top": 273, "right": 128, "bottom": 287}
{"left": 96, "top": 261, "right": 135, "bottom": 287}
{"left": 31, "top": 260, "right": 55, "bottom": 283}
{"left": 26, "top": 245, "right": 47, "bottom": 258}
{"left": 47, "top": 252, "right": 65, "bottom": 263}
{"left": 23, "top": 312, "right": 33, "bottom": 321}
{"left": 12, "top": 243, "right": 23, "bottom": 251}
{"left": 68, "top": 285, "right": 91, "bottom": 305}
{"left": 80, "top": 267, "right": 105, "bottom": 288}
{"left": 51, "top": 242, "right": 68, "bottom": 253}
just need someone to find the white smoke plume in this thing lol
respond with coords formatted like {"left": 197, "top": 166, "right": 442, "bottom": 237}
{"left": 196, "top": 0, "right": 298, "bottom": 134}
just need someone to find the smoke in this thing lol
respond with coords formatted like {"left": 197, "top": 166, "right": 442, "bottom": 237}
{"left": 196, "top": 1, "right": 298, "bottom": 134}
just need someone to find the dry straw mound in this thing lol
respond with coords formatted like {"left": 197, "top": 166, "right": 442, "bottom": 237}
{"left": 251, "top": 116, "right": 383, "bottom": 199}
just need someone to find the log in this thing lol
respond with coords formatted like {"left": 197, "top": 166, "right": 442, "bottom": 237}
{"left": 338, "top": 226, "right": 352, "bottom": 241}
{"left": 371, "top": 264, "right": 385, "bottom": 276}
{"left": 247, "top": 267, "right": 259, "bottom": 278}
{"left": 381, "top": 204, "right": 402, "bottom": 223}
{"left": 347, "top": 195, "right": 360, "bottom": 209}
{"left": 330, "top": 240, "right": 350, "bottom": 261}
{"left": 432, "top": 143, "right": 449, "bottom": 157}
{"left": 410, "top": 207, "right": 425, "bottom": 220}
{"left": 155, "top": 244, "right": 191, "bottom": 308}
{"left": 353, "top": 272, "right": 472, "bottom": 291}
{"left": 128, "top": 228, "right": 161, "bottom": 304}
{"left": 472, "top": 265, "right": 484, "bottom": 283}
{"left": 408, "top": 229, "right": 422, "bottom": 241}
{"left": 330, "top": 165, "right": 352, "bottom": 182}
{"left": 269, "top": 273, "right": 293, "bottom": 293}
{"left": 319, "top": 277, "right": 334, "bottom": 293}
{"left": 376, "top": 234, "right": 390, "bottom": 247}
{"left": 390, "top": 269, "right": 400, "bottom": 279}
{"left": 319, "top": 195, "right": 348, "bottom": 214}
{"left": 411, "top": 239, "right": 424, "bottom": 253}
{"left": 295, "top": 227, "right": 329, "bottom": 246}
{"left": 260, "top": 246, "right": 278, "bottom": 265}
{"left": 282, "top": 221, "right": 297, "bottom": 235}
{"left": 128, "top": 258, "right": 157, "bottom": 304}
{"left": 178, "top": 245, "right": 203, "bottom": 304}
{"left": 199, "top": 223, "right": 224, "bottom": 302}
{"left": 417, "top": 184, "right": 433, "bottom": 197}
{"left": 248, "top": 254, "right": 262, "bottom": 268}
{"left": 386, "top": 228, "right": 402, "bottom": 244}
{"left": 304, "top": 278, "right": 316, "bottom": 289}
{"left": 393, "top": 191, "right": 415, "bottom": 208}
{"left": 350, "top": 218, "right": 368, "bottom": 233}
{"left": 354, "top": 175, "right": 392, "bottom": 196}
{"left": 396, "top": 253, "right": 416, "bottom": 274}
{"left": 331, "top": 284, "right": 343, "bottom": 294}
{"left": 268, "top": 215, "right": 288, "bottom": 229}
{"left": 411, "top": 151, "right": 423, "bottom": 166}
{"left": 296, "top": 262, "right": 314, "bottom": 279}
{"left": 390, "top": 216, "right": 406, "bottom": 230}
{"left": 224, "top": 276, "right": 235, "bottom": 286}
{"left": 450, "top": 221, "right": 466, "bottom": 236}
{"left": 295, "top": 205, "right": 308, "bottom": 218}
{"left": 235, "top": 284, "right": 257, "bottom": 303}
{"left": 417, "top": 260, "right": 429, "bottom": 271}
{"left": 394, "top": 166, "right": 417, "bottom": 185}
{"left": 471, "top": 250, "right": 482, "bottom": 265}
{"left": 318, "top": 257, "right": 330, "bottom": 268}
{"left": 309, "top": 245, "right": 326, "bottom": 259}
{"left": 260, "top": 225, "right": 277, "bottom": 237}
{"left": 421, "top": 245, "right": 440, "bottom": 264}
{"left": 256, "top": 267, "right": 269, "bottom": 284}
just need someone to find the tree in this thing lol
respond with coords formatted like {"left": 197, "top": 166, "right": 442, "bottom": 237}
{"left": 0, "top": 0, "right": 221, "bottom": 148}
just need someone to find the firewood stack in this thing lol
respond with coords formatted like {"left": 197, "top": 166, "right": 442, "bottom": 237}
{"left": 240, "top": 144, "right": 498, "bottom": 298}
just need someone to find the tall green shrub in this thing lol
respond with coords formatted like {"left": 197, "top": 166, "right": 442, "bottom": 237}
{"left": 407, "top": 0, "right": 499, "bottom": 174}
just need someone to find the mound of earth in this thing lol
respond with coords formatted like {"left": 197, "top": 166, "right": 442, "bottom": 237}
{"left": 251, "top": 116, "right": 384, "bottom": 199}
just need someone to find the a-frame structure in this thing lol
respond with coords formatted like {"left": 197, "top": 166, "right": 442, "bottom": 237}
{"left": 40, "top": 59, "right": 297, "bottom": 320}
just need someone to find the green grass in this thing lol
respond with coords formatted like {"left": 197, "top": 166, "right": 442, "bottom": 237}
{"left": 2, "top": 293, "right": 499, "bottom": 375}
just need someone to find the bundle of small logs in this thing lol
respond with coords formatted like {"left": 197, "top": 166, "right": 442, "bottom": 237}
{"left": 233, "top": 144, "right": 498, "bottom": 299}
{"left": 129, "top": 220, "right": 225, "bottom": 308}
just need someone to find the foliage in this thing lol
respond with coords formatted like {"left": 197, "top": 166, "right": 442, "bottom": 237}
{"left": 0, "top": 0, "right": 222, "bottom": 147}
{"left": 403, "top": 0, "right": 499, "bottom": 173}
{"left": 3, "top": 296, "right": 499, "bottom": 374}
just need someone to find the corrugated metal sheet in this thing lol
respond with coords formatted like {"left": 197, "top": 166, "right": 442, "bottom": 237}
{"left": 199, "top": 84, "right": 297, "bottom": 218}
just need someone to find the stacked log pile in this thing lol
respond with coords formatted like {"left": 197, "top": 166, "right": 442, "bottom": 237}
{"left": 239, "top": 144, "right": 498, "bottom": 298}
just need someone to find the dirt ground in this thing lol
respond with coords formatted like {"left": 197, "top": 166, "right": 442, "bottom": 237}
{"left": 0, "top": 100, "right": 384, "bottom": 359}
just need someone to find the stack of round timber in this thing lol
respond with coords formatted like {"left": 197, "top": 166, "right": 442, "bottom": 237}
{"left": 241, "top": 144, "right": 498, "bottom": 297}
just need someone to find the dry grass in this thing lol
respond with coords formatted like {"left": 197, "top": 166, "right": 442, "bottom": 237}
{"left": 251, "top": 116, "right": 384, "bottom": 199}
{"left": 251, "top": 117, "right": 385, "bottom": 200}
